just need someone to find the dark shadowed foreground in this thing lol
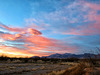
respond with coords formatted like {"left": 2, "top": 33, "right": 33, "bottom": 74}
{"left": 0, "top": 56, "right": 100, "bottom": 75}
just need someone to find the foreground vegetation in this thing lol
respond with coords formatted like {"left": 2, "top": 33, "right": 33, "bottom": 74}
{"left": 0, "top": 55, "right": 100, "bottom": 75}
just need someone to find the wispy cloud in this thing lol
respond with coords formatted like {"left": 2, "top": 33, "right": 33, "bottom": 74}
{"left": 30, "top": 0, "right": 100, "bottom": 35}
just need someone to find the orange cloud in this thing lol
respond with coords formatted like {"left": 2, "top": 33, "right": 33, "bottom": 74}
{"left": 28, "top": 28, "right": 42, "bottom": 35}
{"left": 0, "top": 45, "right": 35, "bottom": 57}
{"left": 25, "top": 36, "right": 56, "bottom": 47}
{"left": 0, "top": 24, "right": 24, "bottom": 32}
{"left": 0, "top": 31, "right": 77, "bottom": 57}
{"left": 0, "top": 33, "right": 22, "bottom": 41}
{"left": 0, "top": 22, "right": 78, "bottom": 57}
{"left": 15, "top": 34, "right": 21, "bottom": 38}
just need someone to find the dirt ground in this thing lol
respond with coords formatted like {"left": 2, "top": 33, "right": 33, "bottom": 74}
{"left": 0, "top": 63, "right": 71, "bottom": 75}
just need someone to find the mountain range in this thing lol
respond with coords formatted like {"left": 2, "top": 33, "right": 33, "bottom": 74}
{"left": 31, "top": 53, "right": 100, "bottom": 59}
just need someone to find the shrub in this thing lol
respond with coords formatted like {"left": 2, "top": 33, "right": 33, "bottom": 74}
{"left": 63, "top": 63, "right": 86, "bottom": 75}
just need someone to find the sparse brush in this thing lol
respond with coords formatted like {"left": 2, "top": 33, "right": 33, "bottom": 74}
{"left": 9, "top": 67, "right": 16, "bottom": 69}
{"left": 12, "top": 59, "right": 22, "bottom": 63}
{"left": 48, "top": 70, "right": 66, "bottom": 75}
{"left": 32, "top": 68, "right": 38, "bottom": 71}
{"left": 62, "top": 63, "right": 86, "bottom": 75}
{"left": 40, "top": 66, "right": 45, "bottom": 70}
{"left": 37, "top": 60, "right": 45, "bottom": 64}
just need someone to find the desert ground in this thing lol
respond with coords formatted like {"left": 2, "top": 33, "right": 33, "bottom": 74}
{"left": 0, "top": 57, "right": 100, "bottom": 75}
{"left": 0, "top": 63, "right": 71, "bottom": 75}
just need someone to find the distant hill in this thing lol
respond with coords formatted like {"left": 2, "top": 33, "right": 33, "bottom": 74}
{"left": 31, "top": 53, "right": 100, "bottom": 59}
{"left": 46, "top": 53, "right": 97, "bottom": 59}
{"left": 31, "top": 56, "right": 40, "bottom": 58}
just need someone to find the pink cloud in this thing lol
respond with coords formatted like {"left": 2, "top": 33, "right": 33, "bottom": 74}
{"left": 0, "top": 23, "right": 78, "bottom": 57}
{"left": 63, "top": 23, "right": 100, "bottom": 36}
{"left": 0, "top": 33, "right": 22, "bottom": 41}
{"left": 0, "top": 33, "right": 77, "bottom": 57}
{"left": 62, "top": 1, "right": 100, "bottom": 36}
{"left": 0, "top": 24, "right": 24, "bottom": 32}
{"left": 28, "top": 28, "right": 42, "bottom": 35}
{"left": 85, "top": 2, "right": 100, "bottom": 10}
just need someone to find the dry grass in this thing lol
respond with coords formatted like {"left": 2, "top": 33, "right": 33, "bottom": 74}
{"left": 0, "top": 60, "right": 100, "bottom": 75}
{"left": 47, "top": 62, "right": 86, "bottom": 75}
{"left": 32, "top": 68, "right": 38, "bottom": 71}
{"left": 60, "top": 62, "right": 78, "bottom": 66}
{"left": 47, "top": 69, "right": 66, "bottom": 75}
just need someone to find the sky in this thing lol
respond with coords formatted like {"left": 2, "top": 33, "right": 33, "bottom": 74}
{"left": 0, "top": 0, "right": 100, "bottom": 57}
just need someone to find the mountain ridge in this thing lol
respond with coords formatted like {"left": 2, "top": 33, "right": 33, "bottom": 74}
{"left": 31, "top": 53, "right": 100, "bottom": 59}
